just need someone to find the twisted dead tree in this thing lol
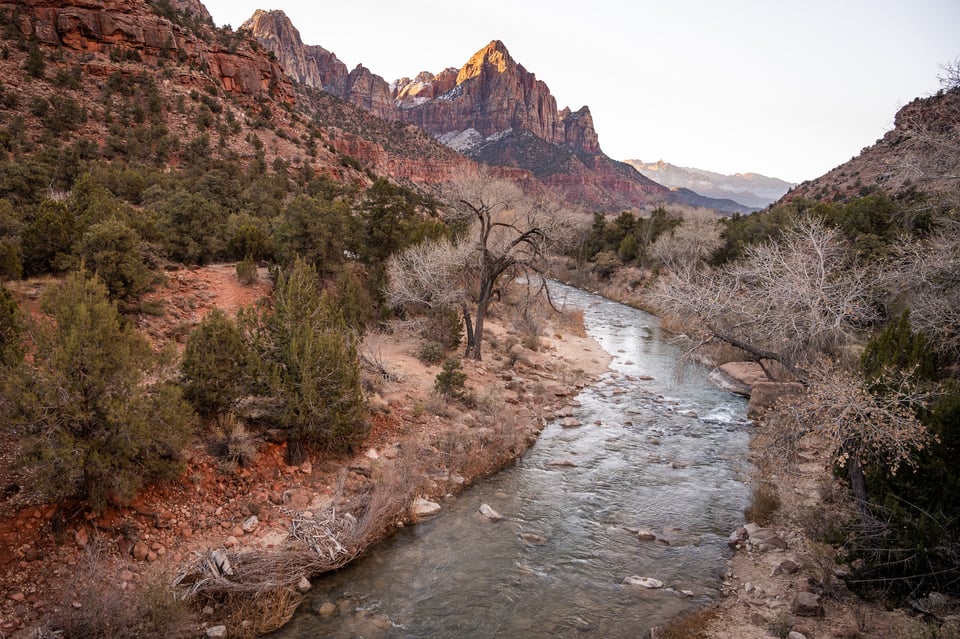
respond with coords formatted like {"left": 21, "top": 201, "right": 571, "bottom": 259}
{"left": 388, "top": 170, "right": 577, "bottom": 360}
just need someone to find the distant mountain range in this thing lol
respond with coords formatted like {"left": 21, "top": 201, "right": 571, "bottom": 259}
{"left": 624, "top": 160, "right": 794, "bottom": 210}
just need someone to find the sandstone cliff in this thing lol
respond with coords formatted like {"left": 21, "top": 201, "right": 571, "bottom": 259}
{"left": 4, "top": 0, "right": 292, "bottom": 103}
{"left": 396, "top": 40, "right": 600, "bottom": 157}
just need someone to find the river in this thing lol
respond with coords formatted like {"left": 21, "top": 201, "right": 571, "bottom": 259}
{"left": 269, "top": 284, "right": 751, "bottom": 638}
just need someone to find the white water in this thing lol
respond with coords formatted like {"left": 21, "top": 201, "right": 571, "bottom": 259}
{"left": 270, "top": 284, "right": 751, "bottom": 638}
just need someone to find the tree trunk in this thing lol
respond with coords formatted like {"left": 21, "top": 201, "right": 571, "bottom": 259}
{"left": 285, "top": 437, "right": 305, "bottom": 466}
{"left": 462, "top": 303, "right": 475, "bottom": 357}
{"left": 845, "top": 447, "right": 880, "bottom": 534}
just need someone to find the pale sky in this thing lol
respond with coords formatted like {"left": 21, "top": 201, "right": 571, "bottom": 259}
{"left": 200, "top": 0, "right": 959, "bottom": 184}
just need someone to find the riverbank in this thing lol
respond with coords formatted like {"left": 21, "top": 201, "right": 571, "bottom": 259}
{"left": 0, "top": 267, "right": 611, "bottom": 637}
{"left": 548, "top": 261, "right": 936, "bottom": 639}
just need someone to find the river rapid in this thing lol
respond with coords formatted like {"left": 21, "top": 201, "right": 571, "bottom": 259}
{"left": 270, "top": 284, "right": 751, "bottom": 638}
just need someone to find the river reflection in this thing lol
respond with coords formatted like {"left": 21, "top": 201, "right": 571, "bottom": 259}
{"left": 269, "top": 284, "right": 750, "bottom": 639}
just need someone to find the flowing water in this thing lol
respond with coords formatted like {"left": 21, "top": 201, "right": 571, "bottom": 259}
{"left": 271, "top": 285, "right": 751, "bottom": 638}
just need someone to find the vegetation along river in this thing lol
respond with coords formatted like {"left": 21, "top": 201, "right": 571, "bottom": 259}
{"left": 271, "top": 284, "right": 751, "bottom": 638}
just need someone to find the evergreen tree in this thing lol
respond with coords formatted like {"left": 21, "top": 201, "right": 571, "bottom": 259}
{"left": 241, "top": 258, "right": 366, "bottom": 463}
{"left": 0, "top": 284, "right": 22, "bottom": 368}
{"left": 181, "top": 308, "right": 250, "bottom": 419}
{"left": 4, "top": 271, "right": 193, "bottom": 510}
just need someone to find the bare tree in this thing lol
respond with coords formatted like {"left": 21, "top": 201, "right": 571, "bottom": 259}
{"left": 885, "top": 216, "right": 960, "bottom": 358}
{"left": 388, "top": 170, "right": 576, "bottom": 360}
{"left": 938, "top": 56, "right": 960, "bottom": 91}
{"left": 650, "top": 218, "right": 879, "bottom": 375}
{"left": 775, "top": 360, "right": 934, "bottom": 524}
{"left": 650, "top": 208, "right": 723, "bottom": 273}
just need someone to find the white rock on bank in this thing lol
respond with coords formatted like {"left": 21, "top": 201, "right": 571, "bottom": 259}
{"left": 410, "top": 497, "right": 441, "bottom": 520}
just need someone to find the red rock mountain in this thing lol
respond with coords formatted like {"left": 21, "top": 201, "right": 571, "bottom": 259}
{"left": 241, "top": 10, "right": 758, "bottom": 213}
{"left": 4, "top": 0, "right": 292, "bottom": 102}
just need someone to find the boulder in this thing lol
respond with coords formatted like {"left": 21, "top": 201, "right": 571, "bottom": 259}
{"left": 747, "top": 527, "right": 788, "bottom": 550}
{"left": 478, "top": 504, "right": 503, "bottom": 522}
{"left": 709, "top": 362, "right": 769, "bottom": 396}
{"left": 410, "top": 497, "right": 441, "bottom": 520}
{"left": 206, "top": 626, "right": 227, "bottom": 638}
{"left": 774, "top": 559, "right": 800, "bottom": 575}
{"left": 623, "top": 575, "right": 663, "bottom": 589}
{"left": 729, "top": 527, "right": 749, "bottom": 546}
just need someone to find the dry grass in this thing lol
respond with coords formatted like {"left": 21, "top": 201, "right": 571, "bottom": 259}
{"left": 656, "top": 607, "right": 720, "bottom": 638}
{"left": 48, "top": 545, "right": 194, "bottom": 639}
{"left": 743, "top": 480, "right": 781, "bottom": 526}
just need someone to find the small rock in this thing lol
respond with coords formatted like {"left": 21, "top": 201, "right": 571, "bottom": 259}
{"left": 791, "top": 592, "right": 822, "bottom": 617}
{"left": 788, "top": 632, "right": 808, "bottom": 639}
{"left": 774, "top": 559, "right": 800, "bottom": 575}
{"left": 299, "top": 460, "right": 312, "bottom": 474}
{"left": 8, "top": 592, "right": 26, "bottom": 602}
{"left": 636, "top": 529, "right": 657, "bottom": 541}
{"left": 623, "top": 575, "right": 664, "bottom": 589}
{"left": 297, "top": 576, "right": 312, "bottom": 593}
{"left": 206, "top": 625, "right": 227, "bottom": 638}
{"left": 478, "top": 504, "right": 503, "bottom": 521}
{"left": 317, "top": 602, "right": 337, "bottom": 617}
{"left": 519, "top": 533, "right": 547, "bottom": 545}
{"left": 74, "top": 527, "right": 89, "bottom": 548}
{"left": 749, "top": 611, "right": 767, "bottom": 626}
{"left": 132, "top": 541, "right": 150, "bottom": 561}
{"left": 548, "top": 459, "right": 578, "bottom": 467}
{"left": 560, "top": 417, "right": 582, "bottom": 428}
{"left": 729, "top": 527, "right": 749, "bottom": 546}
{"left": 224, "top": 535, "right": 239, "bottom": 548}
{"left": 365, "top": 448, "right": 380, "bottom": 460}
{"left": 241, "top": 516, "right": 259, "bottom": 533}
{"left": 119, "top": 570, "right": 136, "bottom": 582}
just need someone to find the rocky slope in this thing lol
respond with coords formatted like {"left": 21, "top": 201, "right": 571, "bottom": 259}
{"left": 243, "top": 10, "right": 750, "bottom": 214}
{"left": 786, "top": 87, "right": 960, "bottom": 203}
{"left": 4, "top": 0, "right": 293, "bottom": 103}
{"left": 626, "top": 160, "right": 794, "bottom": 210}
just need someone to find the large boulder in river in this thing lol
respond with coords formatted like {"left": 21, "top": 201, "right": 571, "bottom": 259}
{"left": 710, "top": 362, "right": 805, "bottom": 417}
{"left": 708, "top": 362, "right": 769, "bottom": 396}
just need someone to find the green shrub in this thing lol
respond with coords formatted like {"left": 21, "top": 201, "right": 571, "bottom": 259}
{"left": 236, "top": 254, "right": 258, "bottom": 285}
{"left": 181, "top": 308, "right": 249, "bottom": 418}
{"left": 418, "top": 340, "right": 445, "bottom": 365}
{"left": 240, "top": 258, "right": 367, "bottom": 463}
{"left": 434, "top": 358, "right": 467, "bottom": 399}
